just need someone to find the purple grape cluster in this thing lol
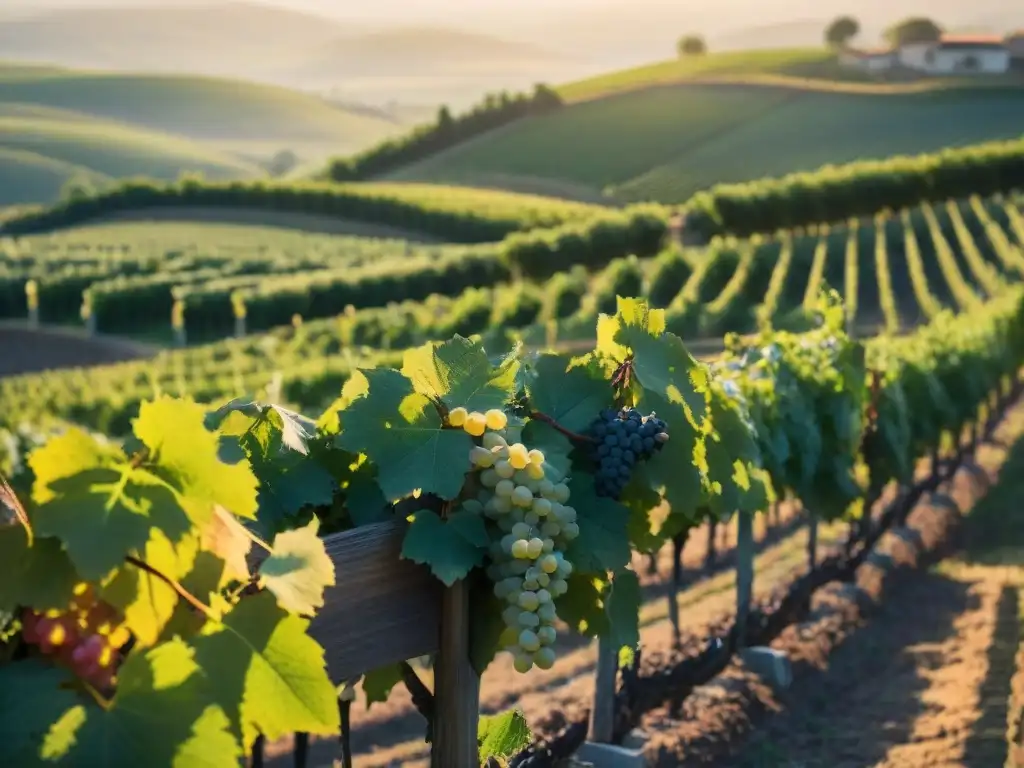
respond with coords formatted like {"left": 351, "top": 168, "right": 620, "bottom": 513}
{"left": 587, "top": 407, "right": 669, "bottom": 499}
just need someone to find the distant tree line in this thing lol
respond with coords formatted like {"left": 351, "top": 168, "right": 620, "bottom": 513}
{"left": 325, "top": 84, "right": 563, "bottom": 182}
{"left": 824, "top": 13, "right": 944, "bottom": 49}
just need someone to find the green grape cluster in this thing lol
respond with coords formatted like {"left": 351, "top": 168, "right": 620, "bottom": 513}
{"left": 448, "top": 406, "right": 577, "bottom": 673}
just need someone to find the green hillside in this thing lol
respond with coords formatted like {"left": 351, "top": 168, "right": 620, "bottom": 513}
{"left": 556, "top": 47, "right": 845, "bottom": 102}
{"left": 390, "top": 79, "right": 1024, "bottom": 203}
{"left": 0, "top": 63, "right": 416, "bottom": 205}
{"left": 0, "top": 70, "right": 402, "bottom": 154}
{"left": 0, "top": 147, "right": 109, "bottom": 207}
{"left": 0, "top": 112, "right": 259, "bottom": 182}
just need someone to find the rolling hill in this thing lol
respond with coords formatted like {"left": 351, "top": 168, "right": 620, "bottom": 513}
{"left": 386, "top": 49, "right": 1024, "bottom": 203}
{"left": 0, "top": 147, "right": 109, "bottom": 207}
{"left": 0, "top": 61, "right": 417, "bottom": 205}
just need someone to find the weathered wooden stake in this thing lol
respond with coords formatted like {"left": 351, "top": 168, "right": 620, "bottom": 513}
{"left": 705, "top": 519, "right": 717, "bottom": 572}
{"left": 589, "top": 634, "right": 618, "bottom": 744}
{"left": 807, "top": 516, "right": 818, "bottom": 569}
{"left": 735, "top": 510, "right": 754, "bottom": 648}
{"left": 669, "top": 531, "right": 687, "bottom": 649}
{"left": 431, "top": 579, "right": 480, "bottom": 768}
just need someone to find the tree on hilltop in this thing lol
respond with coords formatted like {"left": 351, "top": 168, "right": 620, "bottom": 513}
{"left": 825, "top": 16, "right": 860, "bottom": 48}
{"left": 885, "top": 17, "right": 943, "bottom": 47}
{"left": 677, "top": 35, "right": 707, "bottom": 57}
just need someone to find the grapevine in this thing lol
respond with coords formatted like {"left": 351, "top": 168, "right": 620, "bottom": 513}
{"left": 4, "top": 284, "right": 1024, "bottom": 766}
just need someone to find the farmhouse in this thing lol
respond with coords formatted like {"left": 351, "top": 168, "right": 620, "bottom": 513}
{"left": 841, "top": 33, "right": 1020, "bottom": 75}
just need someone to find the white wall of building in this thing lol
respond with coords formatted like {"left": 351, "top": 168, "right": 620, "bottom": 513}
{"left": 897, "top": 42, "right": 933, "bottom": 70}
{"left": 898, "top": 42, "right": 1010, "bottom": 74}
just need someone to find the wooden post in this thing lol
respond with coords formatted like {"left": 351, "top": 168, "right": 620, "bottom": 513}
{"left": 589, "top": 634, "right": 617, "bottom": 744}
{"left": 172, "top": 299, "right": 186, "bottom": 348}
{"left": 431, "top": 579, "right": 479, "bottom": 768}
{"left": 807, "top": 516, "right": 818, "bottom": 569}
{"left": 705, "top": 519, "right": 717, "bottom": 573}
{"left": 669, "top": 532, "right": 686, "bottom": 650}
{"left": 735, "top": 510, "right": 753, "bottom": 648}
{"left": 26, "top": 279, "right": 38, "bottom": 329}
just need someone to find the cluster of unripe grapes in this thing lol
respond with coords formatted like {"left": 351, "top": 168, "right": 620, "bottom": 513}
{"left": 449, "top": 406, "right": 576, "bottom": 674}
{"left": 587, "top": 407, "right": 669, "bottom": 499}
{"left": 20, "top": 582, "right": 129, "bottom": 691}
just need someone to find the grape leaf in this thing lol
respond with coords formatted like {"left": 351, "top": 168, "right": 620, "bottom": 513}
{"left": 620, "top": 326, "right": 708, "bottom": 426}
{"left": 206, "top": 399, "right": 318, "bottom": 456}
{"left": 401, "top": 509, "right": 489, "bottom": 586}
{"left": 0, "top": 661, "right": 80, "bottom": 765}
{"left": 362, "top": 664, "right": 404, "bottom": 708}
{"left": 31, "top": 459, "right": 192, "bottom": 582}
{"left": 28, "top": 428, "right": 123, "bottom": 504}
{"left": 335, "top": 368, "right": 473, "bottom": 501}
{"left": 319, "top": 371, "right": 372, "bottom": 435}
{"left": 564, "top": 475, "right": 631, "bottom": 574}
{"left": 703, "top": 391, "right": 768, "bottom": 516}
{"left": 526, "top": 354, "right": 610, "bottom": 433}
{"left": 259, "top": 518, "right": 336, "bottom": 615}
{"left": 596, "top": 296, "right": 666, "bottom": 363}
{"left": 622, "top": 469, "right": 672, "bottom": 555}
{"left": 344, "top": 467, "right": 391, "bottom": 527}
{"left": 200, "top": 505, "right": 252, "bottom": 586}
{"left": 639, "top": 390, "right": 704, "bottom": 520}
{"left": 478, "top": 708, "right": 532, "bottom": 762}
{"left": 102, "top": 528, "right": 195, "bottom": 648}
{"left": 134, "top": 396, "right": 259, "bottom": 521}
{"left": 401, "top": 335, "right": 519, "bottom": 413}
{"left": 605, "top": 570, "right": 641, "bottom": 651}
{"left": 0, "top": 525, "right": 77, "bottom": 611}
{"left": 29, "top": 640, "right": 242, "bottom": 767}
{"left": 555, "top": 573, "right": 609, "bottom": 637}
{"left": 190, "top": 591, "right": 340, "bottom": 750}
{"left": 231, "top": 414, "right": 336, "bottom": 535}
{"left": 252, "top": 454, "right": 336, "bottom": 534}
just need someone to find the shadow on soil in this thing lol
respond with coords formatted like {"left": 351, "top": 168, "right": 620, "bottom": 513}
{"left": 959, "top": 434, "right": 1024, "bottom": 767}
{"left": 727, "top": 572, "right": 975, "bottom": 768}
{"left": 729, "top": 432, "right": 1024, "bottom": 767}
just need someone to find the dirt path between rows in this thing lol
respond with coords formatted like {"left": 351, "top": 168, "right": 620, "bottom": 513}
{"left": 701, "top": 412, "right": 1024, "bottom": 768}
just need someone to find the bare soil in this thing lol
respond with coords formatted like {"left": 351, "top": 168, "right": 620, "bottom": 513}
{"left": 641, "top": 407, "right": 1024, "bottom": 768}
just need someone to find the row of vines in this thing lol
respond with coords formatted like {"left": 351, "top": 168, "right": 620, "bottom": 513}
{"left": 3, "top": 273, "right": 1024, "bottom": 764}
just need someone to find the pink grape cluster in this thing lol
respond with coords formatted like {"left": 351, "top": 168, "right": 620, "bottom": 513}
{"left": 21, "top": 582, "right": 130, "bottom": 691}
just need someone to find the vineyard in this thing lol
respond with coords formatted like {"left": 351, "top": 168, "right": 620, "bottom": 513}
{"left": 387, "top": 84, "right": 1024, "bottom": 204}
{"left": 5, "top": 95, "right": 1024, "bottom": 767}
{"left": 0, "top": 190, "right": 1020, "bottom": 374}
{"left": 3, "top": 274, "right": 1024, "bottom": 766}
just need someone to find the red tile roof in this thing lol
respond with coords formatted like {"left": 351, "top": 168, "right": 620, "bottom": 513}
{"left": 938, "top": 34, "right": 1006, "bottom": 46}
